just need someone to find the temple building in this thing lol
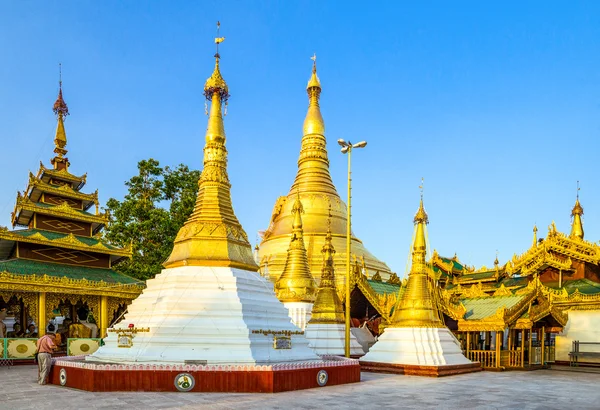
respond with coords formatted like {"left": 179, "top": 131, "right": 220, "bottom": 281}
{"left": 350, "top": 193, "right": 596, "bottom": 370}
{"left": 258, "top": 58, "right": 392, "bottom": 286}
{"left": 0, "top": 79, "right": 142, "bottom": 359}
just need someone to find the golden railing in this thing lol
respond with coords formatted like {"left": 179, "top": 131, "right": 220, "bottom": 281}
{"left": 501, "top": 350, "right": 523, "bottom": 368}
{"left": 468, "top": 350, "right": 497, "bottom": 368}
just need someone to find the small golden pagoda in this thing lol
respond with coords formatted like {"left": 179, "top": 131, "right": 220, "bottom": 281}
{"left": 274, "top": 194, "right": 316, "bottom": 303}
{"left": 164, "top": 51, "right": 256, "bottom": 271}
{"left": 259, "top": 56, "right": 392, "bottom": 285}
{"left": 389, "top": 198, "right": 444, "bottom": 328}
{"left": 308, "top": 214, "right": 345, "bottom": 324}
{"left": 0, "top": 77, "right": 142, "bottom": 355}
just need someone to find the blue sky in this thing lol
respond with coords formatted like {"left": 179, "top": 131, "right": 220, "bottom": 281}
{"left": 1, "top": 1, "right": 598, "bottom": 275}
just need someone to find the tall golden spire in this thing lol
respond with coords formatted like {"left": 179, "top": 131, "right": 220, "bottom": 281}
{"left": 258, "top": 55, "right": 392, "bottom": 285}
{"left": 532, "top": 224, "right": 538, "bottom": 247}
{"left": 390, "top": 191, "right": 444, "bottom": 328}
{"left": 291, "top": 54, "right": 336, "bottom": 195}
{"left": 51, "top": 64, "right": 70, "bottom": 171}
{"left": 570, "top": 181, "right": 584, "bottom": 240}
{"left": 164, "top": 23, "right": 257, "bottom": 271}
{"left": 275, "top": 194, "right": 316, "bottom": 303}
{"left": 309, "top": 208, "right": 345, "bottom": 324}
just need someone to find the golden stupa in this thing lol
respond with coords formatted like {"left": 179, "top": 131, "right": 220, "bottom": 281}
{"left": 258, "top": 57, "right": 392, "bottom": 285}
{"left": 274, "top": 194, "right": 316, "bottom": 303}
{"left": 389, "top": 197, "right": 444, "bottom": 327}
{"left": 164, "top": 48, "right": 257, "bottom": 271}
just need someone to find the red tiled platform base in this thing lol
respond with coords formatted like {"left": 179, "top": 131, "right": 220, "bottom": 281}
{"left": 360, "top": 360, "right": 482, "bottom": 377}
{"left": 49, "top": 357, "right": 360, "bottom": 393}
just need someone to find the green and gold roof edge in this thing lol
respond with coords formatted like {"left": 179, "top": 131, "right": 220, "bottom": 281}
{"left": 26, "top": 172, "right": 98, "bottom": 205}
{"left": 12, "top": 194, "right": 108, "bottom": 226}
{"left": 37, "top": 161, "right": 87, "bottom": 187}
{"left": 0, "top": 228, "right": 131, "bottom": 258}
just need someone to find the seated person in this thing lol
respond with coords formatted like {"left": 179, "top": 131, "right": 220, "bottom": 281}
{"left": 26, "top": 324, "right": 38, "bottom": 338}
{"left": 7, "top": 322, "right": 25, "bottom": 338}
{"left": 69, "top": 307, "right": 98, "bottom": 338}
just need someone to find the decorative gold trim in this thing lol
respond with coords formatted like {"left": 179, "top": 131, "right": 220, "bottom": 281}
{"left": 0, "top": 230, "right": 131, "bottom": 258}
{"left": 12, "top": 194, "right": 107, "bottom": 226}
{"left": 27, "top": 172, "right": 98, "bottom": 205}
{"left": 0, "top": 271, "right": 143, "bottom": 300}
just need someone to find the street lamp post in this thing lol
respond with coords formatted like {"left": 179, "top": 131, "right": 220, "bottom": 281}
{"left": 338, "top": 139, "right": 367, "bottom": 358}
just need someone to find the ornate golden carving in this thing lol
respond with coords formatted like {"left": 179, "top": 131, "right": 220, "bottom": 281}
{"left": 0, "top": 229, "right": 131, "bottom": 258}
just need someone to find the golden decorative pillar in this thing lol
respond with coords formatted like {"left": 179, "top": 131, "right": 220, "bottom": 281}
{"left": 521, "top": 329, "right": 525, "bottom": 367}
{"left": 38, "top": 292, "right": 46, "bottom": 337}
{"left": 100, "top": 296, "right": 108, "bottom": 338}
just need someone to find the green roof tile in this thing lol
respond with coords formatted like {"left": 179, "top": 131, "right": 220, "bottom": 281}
{"left": 461, "top": 295, "right": 525, "bottom": 320}
{"left": 546, "top": 278, "right": 600, "bottom": 295}
{"left": 12, "top": 229, "right": 118, "bottom": 250}
{"left": 0, "top": 259, "right": 140, "bottom": 285}
{"left": 367, "top": 279, "right": 401, "bottom": 296}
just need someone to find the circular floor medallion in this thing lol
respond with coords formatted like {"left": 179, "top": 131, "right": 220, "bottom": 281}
{"left": 174, "top": 373, "right": 195, "bottom": 392}
{"left": 59, "top": 368, "right": 67, "bottom": 386}
{"left": 317, "top": 369, "right": 328, "bottom": 387}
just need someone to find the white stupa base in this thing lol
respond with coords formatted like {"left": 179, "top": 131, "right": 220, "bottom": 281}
{"left": 87, "top": 266, "right": 320, "bottom": 365}
{"left": 305, "top": 323, "right": 365, "bottom": 356}
{"left": 283, "top": 302, "right": 313, "bottom": 331}
{"left": 360, "top": 327, "right": 472, "bottom": 366}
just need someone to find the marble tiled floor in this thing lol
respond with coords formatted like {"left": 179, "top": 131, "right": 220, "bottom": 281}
{"left": 0, "top": 365, "right": 597, "bottom": 409}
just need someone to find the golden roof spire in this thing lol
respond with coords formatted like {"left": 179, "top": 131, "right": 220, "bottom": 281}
{"left": 390, "top": 189, "right": 443, "bottom": 328}
{"left": 51, "top": 64, "right": 70, "bottom": 171}
{"left": 309, "top": 206, "right": 345, "bottom": 324}
{"left": 275, "top": 193, "right": 316, "bottom": 303}
{"left": 570, "top": 181, "right": 584, "bottom": 240}
{"left": 533, "top": 224, "right": 538, "bottom": 247}
{"left": 164, "top": 23, "right": 256, "bottom": 271}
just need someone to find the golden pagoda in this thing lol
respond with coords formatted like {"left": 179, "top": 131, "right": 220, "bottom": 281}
{"left": 274, "top": 194, "right": 316, "bottom": 303}
{"left": 389, "top": 198, "right": 443, "bottom": 328}
{"left": 259, "top": 56, "right": 392, "bottom": 285}
{"left": 0, "top": 75, "right": 142, "bottom": 359}
{"left": 163, "top": 47, "right": 256, "bottom": 271}
{"left": 308, "top": 214, "right": 345, "bottom": 324}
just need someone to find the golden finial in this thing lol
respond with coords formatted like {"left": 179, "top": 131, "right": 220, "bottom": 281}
{"left": 494, "top": 251, "right": 499, "bottom": 267}
{"left": 51, "top": 64, "right": 69, "bottom": 169}
{"left": 570, "top": 181, "right": 584, "bottom": 239}
{"left": 533, "top": 224, "right": 538, "bottom": 246}
{"left": 53, "top": 63, "right": 69, "bottom": 118}
{"left": 204, "top": 21, "right": 229, "bottom": 101}
{"left": 414, "top": 179, "right": 428, "bottom": 224}
{"left": 307, "top": 53, "right": 321, "bottom": 89}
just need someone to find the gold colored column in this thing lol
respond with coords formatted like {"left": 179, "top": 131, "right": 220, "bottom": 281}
{"left": 466, "top": 332, "right": 471, "bottom": 357}
{"left": 344, "top": 147, "right": 352, "bottom": 358}
{"left": 38, "top": 292, "right": 46, "bottom": 337}
{"left": 528, "top": 329, "right": 533, "bottom": 366}
{"left": 495, "top": 331, "right": 501, "bottom": 368}
{"left": 100, "top": 296, "right": 109, "bottom": 338}
{"left": 520, "top": 330, "right": 525, "bottom": 367}
{"left": 541, "top": 326, "right": 545, "bottom": 366}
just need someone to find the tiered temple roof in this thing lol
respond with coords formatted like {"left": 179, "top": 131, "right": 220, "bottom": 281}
{"left": 0, "top": 78, "right": 142, "bottom": 338}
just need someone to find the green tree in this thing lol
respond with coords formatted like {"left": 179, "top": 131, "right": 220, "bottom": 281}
{"left": 104, "top": 159, "right": 200, "bottom": 280}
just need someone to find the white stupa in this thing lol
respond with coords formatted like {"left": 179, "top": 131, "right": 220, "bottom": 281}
{"left": 360, "top": 196, "right": 476, "bottom": 372}
{"left": 88, "top": 48, "right": 319, "bottom": 365}
{"left": 304, "top": 216, "right": 364, "bottom": 356}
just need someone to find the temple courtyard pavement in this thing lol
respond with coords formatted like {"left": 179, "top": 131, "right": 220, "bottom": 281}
{"left": 1, "top": 366, "right": 598, "bottom": 409}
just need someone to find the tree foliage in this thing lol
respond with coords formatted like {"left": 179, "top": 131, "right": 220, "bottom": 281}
{"left": 104, "top": 159, "right": 200, "bottom": 280}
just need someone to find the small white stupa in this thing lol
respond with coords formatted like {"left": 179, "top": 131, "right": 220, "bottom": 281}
{"left": 88, "top": 44, "right": 319, "bottom": 365}
{"left": 360, "top": 195, "right": 479, "bottom": 375}
{"left": 273, "top": 194, "right": 316, "bottom": 331}
{"left": 304, "top": 214, "right": 364, "bottom": 356}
